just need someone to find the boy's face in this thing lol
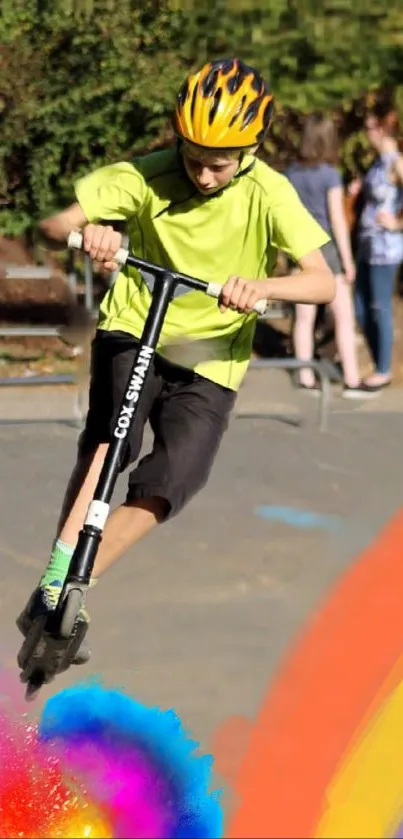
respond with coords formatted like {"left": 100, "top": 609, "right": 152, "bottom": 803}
{"left": 181, "top": 142, "right": 241, "bottom": 194}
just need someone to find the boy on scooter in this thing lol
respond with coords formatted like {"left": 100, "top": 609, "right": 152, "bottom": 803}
{"left": 17, "top": 58, "right": 334, "bottom": 667}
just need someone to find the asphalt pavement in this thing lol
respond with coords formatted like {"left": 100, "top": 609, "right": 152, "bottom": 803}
{"left": 0, "top": 369, "right": 402, "bottom": 790}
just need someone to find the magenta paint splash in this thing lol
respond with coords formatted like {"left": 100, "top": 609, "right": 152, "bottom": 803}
{"left": 0, "top": 678, "right": 224, "bottom": 838}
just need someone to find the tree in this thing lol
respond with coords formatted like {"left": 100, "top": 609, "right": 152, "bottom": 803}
{"left": 0, "top": 0, "right": 185, "bottom": 234}
{"left": 1, "top": 0, "right": 403, "bottom": 235}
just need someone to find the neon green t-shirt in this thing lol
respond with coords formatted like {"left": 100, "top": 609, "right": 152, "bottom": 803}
{"left": 75, "top": 147, "right": 329, "bottom": 391}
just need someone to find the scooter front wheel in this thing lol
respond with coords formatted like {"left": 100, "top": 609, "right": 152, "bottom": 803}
{"left": 17, "top": 615, "right": 47, "bottom": 671}
{"left": 59, "top": 588, "right": 84, "bottom": 640}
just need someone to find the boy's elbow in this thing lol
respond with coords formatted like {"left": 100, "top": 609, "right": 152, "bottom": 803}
{"left": 38, "top": 217, "right": 53, "bottom": 237}
{"left": 38, "top": 203, "right": 87, "bottom": 245}
{"left": 37, "top": 215, "right": 65, "bottom": 245}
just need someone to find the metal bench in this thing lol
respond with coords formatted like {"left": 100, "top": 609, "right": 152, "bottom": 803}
{"left": 247, "top": 357, "right": 330, "bottom": 432}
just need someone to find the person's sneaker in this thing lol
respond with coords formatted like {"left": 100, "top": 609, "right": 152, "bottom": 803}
{"left": 342, "top": 384, "right": 380, "bottom": 400}
{"left": 16, "top": 580, "right": 91, "bottom": 665}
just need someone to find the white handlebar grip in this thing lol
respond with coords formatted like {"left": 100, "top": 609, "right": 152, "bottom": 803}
{"left": 108, "top": 246, "right": 129, "bottom": 266}
{"left": 254, "top": 298, "right": 268, "bottom": 316}
{"left": 67, "top": 231, "right": 129, "bottom": 266}
{"left": 67, "top": 231, "right": 83, "bottom": 250}
{"left": 207, "top": 282, "right": 267, "bottom": 316}
{"left": 206, "top": 282, "right": 223, "bottom": 300}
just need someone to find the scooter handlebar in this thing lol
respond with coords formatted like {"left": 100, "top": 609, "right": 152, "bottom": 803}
{"left": 67, "top": 230, "right": 129, "bottom": 266}
{"left": 67, "top": 231, "right": 268, "bottom": 316}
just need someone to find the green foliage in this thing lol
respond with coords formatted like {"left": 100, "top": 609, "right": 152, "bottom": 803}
{"left": 1, "top": 0, "right": 403, "bottom": 234}
{"left": 0, "top": 0, "right": 185, "bottom": 234}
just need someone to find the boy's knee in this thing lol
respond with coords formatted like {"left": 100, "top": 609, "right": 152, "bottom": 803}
{"left": 124, "top": 493, "right": 171, "bottom": 523}
{"left": 126, "top": 466, "right": 211, "bottom": 522}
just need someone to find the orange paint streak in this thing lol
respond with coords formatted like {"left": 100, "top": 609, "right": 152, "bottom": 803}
{"left": 218, "top": 510, "right": 403, "bottom": 837}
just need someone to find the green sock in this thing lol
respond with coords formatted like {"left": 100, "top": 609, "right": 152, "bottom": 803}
{"left": 40, "top": 539, "right": 74, "bottom": 587}
{"left": 40, "top": 539, "right": 99, "bottom": 590}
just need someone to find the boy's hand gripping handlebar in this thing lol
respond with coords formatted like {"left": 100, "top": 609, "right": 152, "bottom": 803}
{"left": 67, "top": 231, "right": 268, "bottom": 316}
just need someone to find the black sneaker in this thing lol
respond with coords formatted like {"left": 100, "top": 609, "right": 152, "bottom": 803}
{"left": 16, "top": 580, "right": 91, "bottom": 664}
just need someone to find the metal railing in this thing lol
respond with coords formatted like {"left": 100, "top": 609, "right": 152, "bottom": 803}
{"left": 247, "top": 357, "right": 330, "bottom": 432}
{"left": 0, "top": 256, "right": 95, "bottom": 424}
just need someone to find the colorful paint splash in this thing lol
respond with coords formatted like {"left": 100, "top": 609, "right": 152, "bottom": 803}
{"left": 0, "top": 680, "right": 223, "bottom": 838}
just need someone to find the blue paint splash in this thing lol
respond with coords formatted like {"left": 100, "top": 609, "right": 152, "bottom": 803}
{"left": 254, "top": 505, "right": 343, "bottom": 533}
{"left": 40, "top": 681, "right": 223, "bottom": 838}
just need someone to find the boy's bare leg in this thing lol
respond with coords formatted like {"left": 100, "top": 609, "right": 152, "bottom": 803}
{"left": 17, "top": 445, "right": 165, "bottom": 654}
{"left": 91, "top": 498, "right": 167, "bottom": 577}
{"left": 56, "top": 444, "right": 109, "bottom": 539}
{"left": 57, "top": 444, "right": 166, "bottom": 576}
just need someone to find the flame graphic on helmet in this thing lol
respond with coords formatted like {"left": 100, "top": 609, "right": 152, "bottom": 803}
{"left": 173, "top": 58, "right": 274, "bottom": 149}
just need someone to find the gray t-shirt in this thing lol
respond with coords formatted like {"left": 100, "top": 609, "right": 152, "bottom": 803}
{"left": 284, "top": 162, "right": 342, "bottom": 234}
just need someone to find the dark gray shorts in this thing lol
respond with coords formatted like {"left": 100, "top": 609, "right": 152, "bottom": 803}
{"left": 321, "top": 240, "right": 343, "bottom": 275}
{"left": 79, "top": 330, "right": 236, "bottom": 519}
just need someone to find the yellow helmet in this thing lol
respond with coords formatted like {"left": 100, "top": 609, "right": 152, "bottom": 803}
{"left": 173, "top": 58, "right": 274, "bottom": 150}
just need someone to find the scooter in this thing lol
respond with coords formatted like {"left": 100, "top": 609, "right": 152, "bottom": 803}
{"left": 17, "top": 232, "right": 267, "bottom": 700}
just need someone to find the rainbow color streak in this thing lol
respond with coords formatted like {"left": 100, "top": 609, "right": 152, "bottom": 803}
{"left": 0, "top": 680, "right": 223, "bottom": 839}
{"left": 210, "top": 506, "right": 403, "bottom": 837}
